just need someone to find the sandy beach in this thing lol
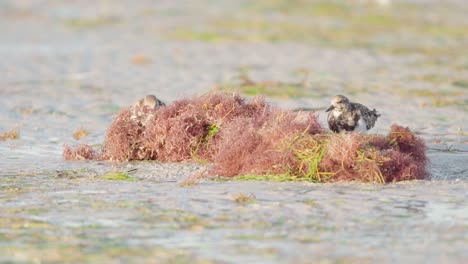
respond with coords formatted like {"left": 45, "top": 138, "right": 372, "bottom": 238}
{"left": 1, "top": 0, "right": 467, "bottom": 263}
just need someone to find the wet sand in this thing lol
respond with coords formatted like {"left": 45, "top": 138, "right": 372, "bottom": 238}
{"left": 1, "top": 0, "right": 467, "bottom": 263}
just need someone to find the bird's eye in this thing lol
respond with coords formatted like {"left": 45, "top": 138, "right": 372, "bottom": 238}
{"left": 337, "top": 100, "right": 342, "bottom": 103}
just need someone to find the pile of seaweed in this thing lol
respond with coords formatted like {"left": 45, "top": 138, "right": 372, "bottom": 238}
{"left": 64, "top": 92, "right": 428, "bottom": 183}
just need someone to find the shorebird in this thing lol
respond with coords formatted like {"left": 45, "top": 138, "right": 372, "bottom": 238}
{"left": 326, "top": 95, "right": 380, "bottom": 133}
{"left": 133, "top": 95, "right": 165, "bottom": 110}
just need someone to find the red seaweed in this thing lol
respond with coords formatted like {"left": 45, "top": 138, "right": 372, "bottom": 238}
{"left": 63, "top": 92, "right": 429, "bottom": 183}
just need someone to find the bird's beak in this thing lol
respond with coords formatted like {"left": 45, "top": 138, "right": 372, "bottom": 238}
{"left": 325, "top": 105, "right": 334, "bottom": 112}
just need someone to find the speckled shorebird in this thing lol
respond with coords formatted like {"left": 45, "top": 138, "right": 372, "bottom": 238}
{"left": 133, "top": 95, "right": 165, "bottom": 110}
{"left": 326, "top": 95, "right": 380, "bottom": 133}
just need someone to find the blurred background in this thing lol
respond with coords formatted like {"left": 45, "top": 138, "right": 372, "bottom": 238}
{"left": 1, "top": 1, "right": 467, "bottom": 263}
{"left": 0, "top": 0, "right": 467, "bottom": 165}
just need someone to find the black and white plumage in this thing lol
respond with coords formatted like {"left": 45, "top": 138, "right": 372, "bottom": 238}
{"left": 326, "top": 95, "right": 380, "bottom": 133}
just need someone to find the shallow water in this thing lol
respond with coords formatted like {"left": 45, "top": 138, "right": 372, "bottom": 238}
{"left": 1, "top": 0, "right": 467, "bottom": 263}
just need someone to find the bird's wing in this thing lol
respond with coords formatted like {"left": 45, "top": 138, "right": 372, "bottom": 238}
{"left": 354, "top": 104, "right": 379, "bottom": 129}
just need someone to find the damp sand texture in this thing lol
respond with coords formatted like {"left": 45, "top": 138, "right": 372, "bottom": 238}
{"left": 1, "top": 0, "right": 467, "bottom": 263}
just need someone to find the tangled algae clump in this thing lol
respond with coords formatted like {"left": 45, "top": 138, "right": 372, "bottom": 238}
{"left": 64, "top": 92, "right": 428, "bottom": 183}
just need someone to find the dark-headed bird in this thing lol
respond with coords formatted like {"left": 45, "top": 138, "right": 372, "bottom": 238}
{"left": 326, "top": 95, "right": 380, "bottom": 133}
